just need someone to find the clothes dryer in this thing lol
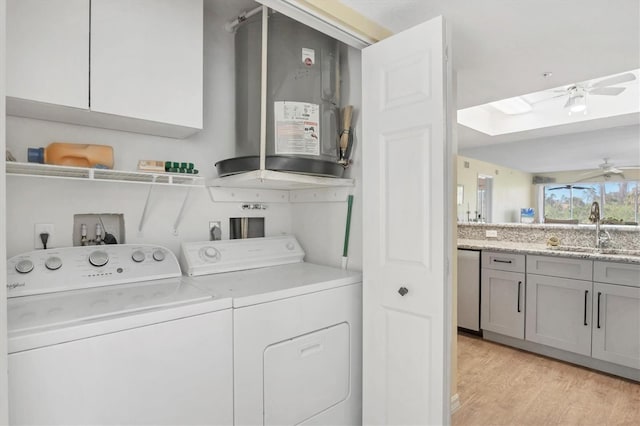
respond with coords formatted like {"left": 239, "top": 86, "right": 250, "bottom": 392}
{"left": 181, "top": 236, "right": 363, "bottom": 425}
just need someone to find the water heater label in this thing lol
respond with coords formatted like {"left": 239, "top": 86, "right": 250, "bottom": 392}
{"left": 274, "top": 101, "right": 320, "bottom": 156}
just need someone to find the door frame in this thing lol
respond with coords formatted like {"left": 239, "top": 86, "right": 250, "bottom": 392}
{"left": 1, "top": 0, "right": 10, "bottom": 422}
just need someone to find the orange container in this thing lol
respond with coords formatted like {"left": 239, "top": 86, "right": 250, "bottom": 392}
{"left": 28, "top": 142, "right": 114, "bottom": 169}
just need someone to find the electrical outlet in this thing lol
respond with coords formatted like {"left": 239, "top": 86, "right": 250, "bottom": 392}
{"left": 486, "top": 230, "right": 498, "bottom": 238}
{"left": 209, "top": 221, "right": 222, "bottom": 241}
{"left": 34, "top": 223, "right": 54, "bottom": 249}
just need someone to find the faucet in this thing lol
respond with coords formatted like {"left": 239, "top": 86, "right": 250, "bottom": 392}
{"left": 589, "top": 201, "right": 611, "bottom": 248}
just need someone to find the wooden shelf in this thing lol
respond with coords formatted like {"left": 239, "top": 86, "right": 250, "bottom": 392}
{"left": 6, "top": 162, "right": 203, "bottom": 187}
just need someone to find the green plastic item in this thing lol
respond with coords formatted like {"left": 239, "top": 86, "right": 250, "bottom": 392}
{"left": 343, "top": 195, "right": 354, "bottom": 257}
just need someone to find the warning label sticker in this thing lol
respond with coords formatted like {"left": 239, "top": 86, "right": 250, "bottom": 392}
{"left": 274, "top": 101, "right": 320, "bottom": 156}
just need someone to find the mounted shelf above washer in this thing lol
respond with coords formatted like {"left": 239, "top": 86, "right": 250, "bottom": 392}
{"left": 207, "top": 170, "right": 354, "bottom": 203}
{"left": 6, "top": 162, "right": 203, "bottom": 233}
{"left": 6, "top": 162, "right": 204, "bottom": 187}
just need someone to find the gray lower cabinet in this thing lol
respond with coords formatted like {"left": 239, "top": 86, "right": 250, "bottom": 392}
{"left": 592, "top": 280, "right": 640, "bottom": 370}
{"left": 481, "top": 268, "right": 525, "bottom": 339}
{"left": 525, "top": 274, "right": 593, "bottom": 356}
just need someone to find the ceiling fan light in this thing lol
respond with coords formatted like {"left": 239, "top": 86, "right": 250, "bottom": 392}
{"left": 568, "top": 94, "right": 587, "bottom": 114}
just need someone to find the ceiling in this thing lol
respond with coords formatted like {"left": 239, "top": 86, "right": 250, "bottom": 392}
{"left": 338, "top": 0, "right": 640, "bottom": 173}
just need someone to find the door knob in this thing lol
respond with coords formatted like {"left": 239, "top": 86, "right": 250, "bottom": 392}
{"left": 398, "top": 286, "right": 409, "bottom": 296}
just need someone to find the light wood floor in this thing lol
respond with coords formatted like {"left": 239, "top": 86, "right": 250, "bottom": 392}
{"left": 452, "top": 333, "right": 640, "bottom": 426}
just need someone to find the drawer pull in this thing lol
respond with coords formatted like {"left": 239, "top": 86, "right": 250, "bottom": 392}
{"left": 583, "top": 290, "right": 589, "bottom": 326}
{"left": 517, "top": 281, "right": 522, "bottom": 313}
{"left": 494, "top": 259, "right": 513, "bottom": 264}
{"left": 597, "top": 292, "right": 602, "bottom": 329}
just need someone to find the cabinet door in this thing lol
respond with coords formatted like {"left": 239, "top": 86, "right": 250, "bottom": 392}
{"left": 592, "top": 282, "right": 640, "bottom": 370}
{"left": 6, "top": 0, "right": 89, "bottom": 108}
{"left": 525, "top": 274, "right": 592, "bottom": 356}
{"left": 90, "top": 0, "right": 203, "bottom": 129}
{"left": 481, "top": 269, "right": 525, "bottom": 339}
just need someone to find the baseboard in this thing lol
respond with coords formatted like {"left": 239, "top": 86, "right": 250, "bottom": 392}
{"left": 483, "top": 330, "right": 640, "bottom": 382}
{"left": 450, "top": 393, "right": 461, "bottom": 414}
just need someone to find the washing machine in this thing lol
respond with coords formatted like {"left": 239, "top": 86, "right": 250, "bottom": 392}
{"left": 6, "top": 244, "right": 233, "bottom": 426}
{"left": 180, "top": 236, "right": 363, "bottom": 426}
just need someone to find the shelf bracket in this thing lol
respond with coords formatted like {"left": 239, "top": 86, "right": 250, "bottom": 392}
{"left": 138, "top": 176, "right": 157, "bottom": 231}
{"left": 173, "top": 187, "right": 192, "bottom": 235}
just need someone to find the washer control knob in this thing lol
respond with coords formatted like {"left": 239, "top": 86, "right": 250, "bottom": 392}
{"left": 89, "top": 250, "right": 109, "bottom": 267}
{"left": 204, "top": 247, "right": 218, "bottom": 259}
{"left": 152, "top": 250, "right": 165, "bottom": 262}
{"left": 131, "top": 250, "right": 146, "bottom": 263}
{"left": 45, "top": 256, "right": 63, "bottom": 271}
{"left": 15, "top": 259, "right": 34, "bottom": 274}
{"left": 286, "top": 242, "right": 295, "bottom": 250}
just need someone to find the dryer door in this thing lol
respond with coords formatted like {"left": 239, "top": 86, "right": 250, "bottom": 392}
{"left": 263, "top": 323, "right": 350, "bottom": 425}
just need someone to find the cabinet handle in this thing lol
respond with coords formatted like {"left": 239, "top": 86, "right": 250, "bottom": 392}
{"left": 517, "top": 281, "right": 522, "bottom": 313}
{"left": 597, "top": 292, "right": 602, "bottom": 329}
{"left": 583, "top": 290, "right": 589, "bottom": 326}
{"left": 494, "top": 259, "right": 513, "bottom": 264}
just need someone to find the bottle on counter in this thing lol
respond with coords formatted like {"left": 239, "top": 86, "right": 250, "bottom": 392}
{"left": 28, "top": 142, "right": 114, "bottom": 169}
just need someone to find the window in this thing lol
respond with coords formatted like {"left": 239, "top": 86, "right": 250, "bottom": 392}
{"left": 544, "top": 181, "right": 639, "bottom": 224}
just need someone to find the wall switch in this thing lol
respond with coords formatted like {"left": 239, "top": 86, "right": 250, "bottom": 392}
{"left": 34, "top": 223, "right": 54, "bottom": 249}
{"left": 209, "top": 221, "right": 222, "bottom": 241}
{"left": 486, "top": 230, "right": 498, "bottom": 238}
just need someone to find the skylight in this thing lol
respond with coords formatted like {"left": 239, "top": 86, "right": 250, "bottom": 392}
{"left": 458, "top": 69, "right": 640, "bottom": 136}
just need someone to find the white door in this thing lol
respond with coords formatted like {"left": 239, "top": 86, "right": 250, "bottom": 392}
{"left": 362, "top": 16, "right": 452, "bottom": 425}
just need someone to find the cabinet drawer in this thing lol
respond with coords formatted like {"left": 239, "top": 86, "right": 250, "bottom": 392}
{"left": 482, "top": 251, "right": 525, "bottom": 273}
{"left": 527, "top": 255, "right": 592, "bottom": 281}
{"left": 594, "top": 261, "right": 640, "bottom": 287}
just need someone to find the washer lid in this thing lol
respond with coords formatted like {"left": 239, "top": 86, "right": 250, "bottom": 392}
{"left": 186, "top": 262, "right": 362, "bottom": 307}
{"left": 8, "top": 278, "right": 225, "bottom": 339}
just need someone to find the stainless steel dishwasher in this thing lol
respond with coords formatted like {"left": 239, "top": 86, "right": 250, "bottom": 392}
{"left": 457, "top": 249, "right": 481, "bottom": 333}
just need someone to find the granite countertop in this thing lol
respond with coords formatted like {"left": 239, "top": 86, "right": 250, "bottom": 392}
{"left": 458, "top": 239, "right": 640, "bottom": 265}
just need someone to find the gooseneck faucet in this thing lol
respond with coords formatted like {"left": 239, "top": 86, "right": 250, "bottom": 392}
{"left": 589, "top": 201, "right": 600, "bottom": 248}
{"left": 589, "top": 201, "right": 611, "bottom": 248}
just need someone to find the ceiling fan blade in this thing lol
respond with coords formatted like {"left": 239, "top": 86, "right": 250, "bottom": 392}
{"left": 563, "top": 97, "right": 572, "bottom": 108}
{"left": 529, "top": 94, "right": 566, "bottom": 105}
{"left": 590, "top": 72, "right": 636, "bottom": 89}
{"left": 589, "top": 87, "right": 625, "bottom": 96}
{"left": 548, "top": 185, "right": 568, "bottom": 190}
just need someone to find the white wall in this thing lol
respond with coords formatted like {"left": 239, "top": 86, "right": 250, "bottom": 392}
{"left": 5, "top": 5, "right": 293, "bottom": 259}
{"left": 291, "top": 45, "right": 363, "bottom": 270}
{"left": 1, "top": 0, "right": 9, "bottom": 421}
{"left": 457, "top": 155, "right": 534, "bottom": 223}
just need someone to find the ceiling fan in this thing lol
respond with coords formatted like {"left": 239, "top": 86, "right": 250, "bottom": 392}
{"left": 540, "top": 72, "right": 637, "bottom": 114}
{"left": 575, "top": 158, "right": 640, "bottom": 181}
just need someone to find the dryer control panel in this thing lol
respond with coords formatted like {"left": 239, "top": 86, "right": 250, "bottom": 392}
{"left": 7, "top": 244, "right": 181, "bottom": 297}
{"left": 180, "top": 236, "right": 305, "bottom": 276}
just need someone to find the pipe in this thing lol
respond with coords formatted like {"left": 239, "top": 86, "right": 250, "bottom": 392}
{"left": 259, "top": 6, "right": 268, "bottom": 173}
{"left": 224, "top": 6, "right": 262, "bottom": 33}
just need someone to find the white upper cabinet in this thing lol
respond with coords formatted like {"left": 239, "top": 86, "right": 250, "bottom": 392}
{"left": 6, "top": 0, "right": 203, "bottom": 138}
{"left": 6, "top": 0, "right": 89, "bottom": 109}
{"left": 90, "top": 0, "right": 203, "bottom": 130}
